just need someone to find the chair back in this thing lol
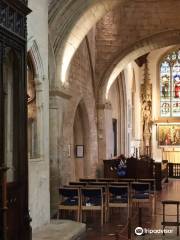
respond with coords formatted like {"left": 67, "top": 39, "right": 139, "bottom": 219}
{"left": 118, "top": 178, "right": 135, "bottom": 183}
{"left": 59, "top": 187, "right": 79, "bottom": 198}
{"left": 98, "top": 178, "right": 115, "bottom": 182}
{"left": 79, "top": 178, "right": 96, "bottom": 182}
{"left": 137, "top": 179, "right": 155, "bottom": 192}
{"left": 108, "top": 186, "right": 129, "bottom": 205}
{"left": 131, "top": 182, "right": 150, "bottom": 192}
{"left": 69, "top": 181, "right": 86, "bottom": 186}
{"left": 109, "top": 186, "right": 128, "bottom": 196}
{"left": 81, "top": 188, "right": 102, "bottom": 198}
{"left": 87, "top": 182, "right": 108, "bottom": 186}
{"left": 87, "top": 182, "right": 107, "bottom": 192}
{"left": 80, "top": 187, "right": 103, "bottom": 207}
{"left": 110, "top": 182, "right": 129, "bottom": 186}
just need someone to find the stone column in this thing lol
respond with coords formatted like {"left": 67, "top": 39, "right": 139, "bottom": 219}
{"left": 49, "top": 89, "right": 72, "bottom": 217}
{"left": 49, "top": 95, "right": 64, "bottom": 217}
{"left": 97, "top": 101, "right": 114, "bottom": 176}
{"left": 141, "top": 61, "right": 152, "bottom": 156}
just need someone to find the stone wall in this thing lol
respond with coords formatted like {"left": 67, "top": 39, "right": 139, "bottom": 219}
{"left": 106, "top": 63, "right": 142, "bottom": 159}
{"left": 95, "top": 1, "right": 180, "bottom": 99}
{"left": 49, "top": 29, "right": 98, "bottom": 215}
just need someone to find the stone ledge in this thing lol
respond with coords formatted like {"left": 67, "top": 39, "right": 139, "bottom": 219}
{"left": 33, "top": 220, "right": 86, "bottom": 240}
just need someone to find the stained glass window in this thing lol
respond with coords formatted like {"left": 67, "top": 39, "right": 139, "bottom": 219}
{"left": 160, "top": 49, "right": 180, "bottom": 117}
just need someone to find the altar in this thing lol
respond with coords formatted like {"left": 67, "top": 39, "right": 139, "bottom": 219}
{"left": 162, "top": 149, "right": 180, "bottom": 163}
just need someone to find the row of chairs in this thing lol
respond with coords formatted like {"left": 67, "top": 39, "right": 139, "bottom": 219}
{"left": 58, "top": 179, "right": 156, "bottom": 226}
{"left": 79, "top": 178, "right": 155, "bottom": 184}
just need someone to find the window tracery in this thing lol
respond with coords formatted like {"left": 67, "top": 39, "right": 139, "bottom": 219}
{"left": 160, "top": 49, "right": 180, "bottom": 117}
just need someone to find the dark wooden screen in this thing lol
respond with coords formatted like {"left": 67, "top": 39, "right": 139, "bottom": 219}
{"left": 169, "top": 163, "right": 180, "bottom": 178}
{"left": 0, "top": 1, "right": 31, "bottom": 240}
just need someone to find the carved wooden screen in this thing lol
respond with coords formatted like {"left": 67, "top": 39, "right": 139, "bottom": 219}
{"left": 0, "top": 1, "right": 31, "bottom": 240}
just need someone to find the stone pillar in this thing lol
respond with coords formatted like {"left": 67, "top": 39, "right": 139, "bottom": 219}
{"left": 141, "top": 61, "right": 152, "bottom": 156}
{"left": 49, "top": 95, "right": 64, "bottom": 217}
{"left": 35, "top": 79, "right": 44, "bottom": 157}
{"left": 49, "top": 89, "right": 72, "bottom": 217}
{"left": 97, "top": 101, "right": 114, "bottom": 176}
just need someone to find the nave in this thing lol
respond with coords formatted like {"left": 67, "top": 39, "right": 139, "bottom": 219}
{"left": 3, "top": 1, "right": 180, "bottom": 240}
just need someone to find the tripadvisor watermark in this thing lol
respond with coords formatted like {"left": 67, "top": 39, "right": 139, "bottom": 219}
{"left": 135, "top": 227, "right": 173, "bottom": 236}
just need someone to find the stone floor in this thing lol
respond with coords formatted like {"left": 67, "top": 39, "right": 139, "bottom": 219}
{"left": 140, "top": 179, "right": 180, "bottom": 240}
{"left": 32, "top": 220, "right": 86, "bottom": 240}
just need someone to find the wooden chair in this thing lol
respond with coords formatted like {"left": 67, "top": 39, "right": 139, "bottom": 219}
{"left": 69, "top": 181, "right": 87, "bottom": 186}
{"left": 110, "top": 182, "right": 129, "bottom": 186}
{"left": 79, "top": 178, "right": 96, "bottom": 182}
{"left": 131, "top": 182, "right": 151, "bottom": 204}
{"left": 162, "top": 200, "right": 180, "bottom": 236}
{"left": 107, "top": 185, "right": 129, "bottom": 221}
{"left": 58, "top": 187, "right": 80, "bottom": 221}
{"left": 80, "top": 187, "right": 104, "bottom": 226}
{"left": 87, "top": 182, "right": 108, "bottom": 222}
{"left": 131, "top": 182, "right": 152, "bottom": 225}
{"left": 98, "top": 178, "right": 116, "bottom": 182}
{"left": 87, "top": 182, "right": 108, "bottom": 187}
{"left": 138, "top": 179, "right": 156, "bottom": 214}
{"left": 118, "top": 178, "right": 135, "bottom": 183}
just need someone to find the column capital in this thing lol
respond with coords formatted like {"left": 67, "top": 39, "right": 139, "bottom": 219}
{"left": 97, "top": 101, "right": 112, "bottom": 110}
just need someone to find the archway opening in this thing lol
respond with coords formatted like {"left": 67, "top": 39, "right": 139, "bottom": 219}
{"left": 73, "top": 101, "right": 90, "bottom": 180}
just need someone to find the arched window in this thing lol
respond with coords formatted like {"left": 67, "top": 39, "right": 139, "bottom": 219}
{"left": 160, "top": 49, "right": 180, "bottom": 117}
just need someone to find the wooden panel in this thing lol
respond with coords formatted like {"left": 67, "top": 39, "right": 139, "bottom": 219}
{"left": 104, "top": 160, "right": 119, "bottom": 178}
{"left": 7, "top": 183, "right": 20, "bottom": 240}
{"left": 104, "top": 157, "right": 154, "bottom": 179}
{"left": 0, "top": 1, "right": 31, "bottom": 239}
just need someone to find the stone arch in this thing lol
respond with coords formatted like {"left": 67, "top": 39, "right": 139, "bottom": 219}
{"left": 49, "top": 0, "right": 125, "bottom": 87}
{"left": 27, "top": 39, "right": 45, "bottom": 82}
{"left": 107, "top": 71, "right": 128, "bottom": 157}
{"left": 27, "top": 39, "right": 45, "bottom": 159}
{"left": 98, "top": 29, "right": 180, "bottom": 102}
{"left": 62, "top": 96, "right": 98, "bottom": 184}
{"left": 73, "top": 99, "right": 90, "bottom": 179}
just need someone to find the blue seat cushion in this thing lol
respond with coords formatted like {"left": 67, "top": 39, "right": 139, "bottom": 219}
{"left": 62, "top": 198, "right": 78, "bottom": 206}
{"left": 133, "top": 193, "right": 149, "bottom": 199}
{"left": 110, "top": 196, "right": 128, "bottom": 203}
{"left": 84, "top": 197, "right": 101, "bottom": 206}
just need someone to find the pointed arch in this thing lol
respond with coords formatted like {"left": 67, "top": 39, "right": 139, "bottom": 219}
{"left": 27, "top": 39, "right": 45, "bottom": 160}
{"left": 97, "top": 29, "right": 180, "bottom": 103}
{"left": 49, "top": 0, "right": 125, "bottom": 86}
{"left": 27, "top": 39, "right": 45, "bottom": 82}
{"left": 73, "top": 99, "right": 90, "bottom": 179}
